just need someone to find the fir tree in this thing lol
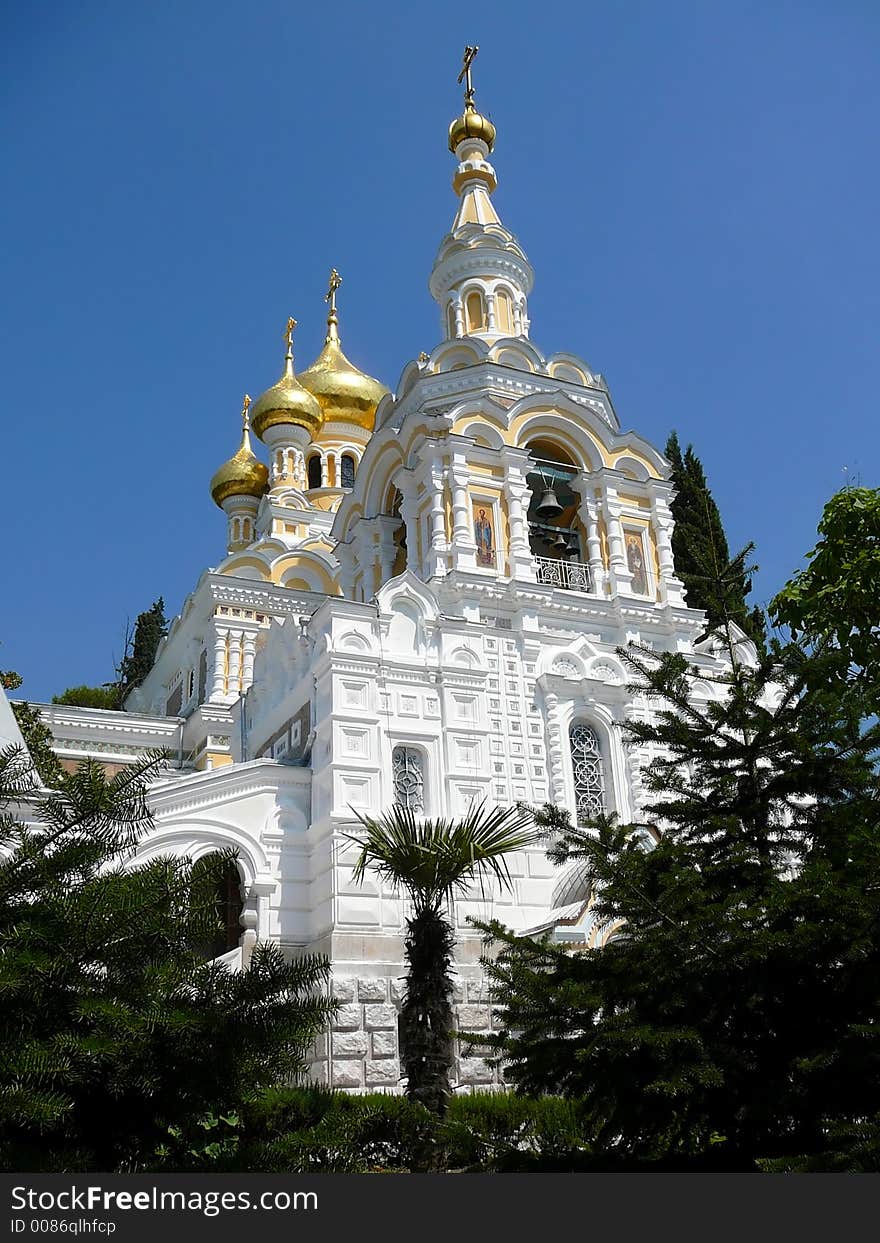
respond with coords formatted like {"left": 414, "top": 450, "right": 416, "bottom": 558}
{"left": 0, "top": 748, "right": 333, "bottom": 1171}
{"left": 474, "top": 598, "right": 880, "bottom": 1169}
{"left": 665, "top": 431, "right": 764, "bottom": 648}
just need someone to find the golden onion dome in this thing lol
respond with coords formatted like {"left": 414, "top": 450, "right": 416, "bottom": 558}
{"left": 210, "top": 397, "right": 269, "bottom": 507}
{"left": 299, "top": 301, "right": 388, "bottom": 433}
{"left": 249, "top": 317, "right": 323, "bottom": 440}
{"left": 448, "top": 102, "right": 496, "bottom": 154}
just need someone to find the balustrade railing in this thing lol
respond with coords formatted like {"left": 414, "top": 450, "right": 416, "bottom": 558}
{"left": 534, "top": 556, "right": 593, "bottom": 592}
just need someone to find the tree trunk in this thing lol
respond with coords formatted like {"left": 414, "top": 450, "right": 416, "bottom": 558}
{"left": 399, "top": 907, "right": 455, "bottom": 1117}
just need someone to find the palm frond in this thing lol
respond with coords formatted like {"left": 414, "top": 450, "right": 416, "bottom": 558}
{"left": 346, "top": 800, "right": 539, "bottom": 912}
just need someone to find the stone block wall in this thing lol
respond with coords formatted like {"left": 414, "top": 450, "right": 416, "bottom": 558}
{"left": 306, "top": 972, "right": 503, "bottom": 1093}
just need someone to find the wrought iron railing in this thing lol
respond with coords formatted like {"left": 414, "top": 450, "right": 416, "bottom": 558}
{"left": 535, "top": 556, "right": 593, "bottom": 592}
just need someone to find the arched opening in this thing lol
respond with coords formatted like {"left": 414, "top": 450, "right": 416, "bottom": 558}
{"left": 447, "top": 302, "right": 457, "bottom": 339}
{"left": 525, "top": 439, "right": 584, "bottom": 572}
{"left": 465, "top": 290, "right": 485, "bottom": 333}
{"left": 495, "top": 288, "right": 514, "bottom": 335}
{"left": 191, "top": 855, "right": 243, "bottom": 960}
{"left": 307, "top": 454, "right": 322, "bottom": 490}
{"left": 386, "top": 486, "right": 407, "bottom": 576}
{"left": 340, "top": 453, "right": 356, "bottom": 490}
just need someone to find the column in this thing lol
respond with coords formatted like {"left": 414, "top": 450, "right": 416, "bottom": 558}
{"left": 336, "top": 542, "right": 356, "bottom": 599}
{"left": 449, "top": 460, "right": 477, "bottom": 571}
{"left": 583, "top": 498, "right": 605, "bottom": 594}
{"left": 376, "top": 516, "right": 399, "bottom": 586}
{"left": 210, "top": 627, "right": 228, "bottom": 701}
{"left": 241, "top": 633, "right": 257, "bottom": 692}
{"left": 486, "top": 292, "right": 497, "bottom": 333}
{"left": 321, "top": 453, "right": 329, "bottom": 488}
{"left": 453, "top": 298, "right": 464, "bottom": 338}
{"left": 542, "top": 686, "right": 567, "bottom": 805}
{"left": 226, "top": 630, "right": 242, "bottom": 699}
{"left": 503, "top": 459, "right": 535, "bottom": 582}
{"left": 398, "top": 478, "right": 420, "bottom": 577}
{"left": 604, "top": 489, "right": 632, "bottom": 597}
{"left": 649, "top": 491, "right": 686, "bottom": 606}
{"left": 425, "top": 464, "right": 448, "bottom": 579}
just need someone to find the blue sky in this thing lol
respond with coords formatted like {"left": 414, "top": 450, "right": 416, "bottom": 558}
{"left": 3, "top": 1, "right": 878, "bottom": 701}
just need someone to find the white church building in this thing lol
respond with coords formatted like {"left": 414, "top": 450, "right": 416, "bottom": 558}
{"left": 28, "top": 61, "right": 735, "bottom": 1092}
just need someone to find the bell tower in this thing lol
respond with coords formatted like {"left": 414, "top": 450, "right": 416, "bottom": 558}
{"left": 429, "top": 46, "right": 533, "bottom": 343}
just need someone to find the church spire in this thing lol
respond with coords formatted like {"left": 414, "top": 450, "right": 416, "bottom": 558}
{"left": 324, "top": 268, "right": 342, "bottom": 344}
{"left": 429, "top": 46, "right": 534, "bottom": 342}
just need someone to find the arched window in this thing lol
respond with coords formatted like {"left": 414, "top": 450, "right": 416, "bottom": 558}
{"left": 340, "top": 453, "right": 356, "bottom": 489}
{"left": 465, "top": 290, "right": 485, "bottom": 333}
{"left": 392, "top": 745, "right": 424, "bottom": 812}
{"left": 569, "top": 722, "right": 606, "bottom": 825}
{"left": 447, "top": 302, "right": 457, "bottom": 339}
{"left": 307, "top": 454, "right": 322, "bottom": 489}
{"left": 495, "top": 288, "right": 514, "bottom": 335}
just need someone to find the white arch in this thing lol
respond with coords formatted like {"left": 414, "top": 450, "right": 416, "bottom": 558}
{"left": 136, "top": 819, "right": 270, "bottom": 890}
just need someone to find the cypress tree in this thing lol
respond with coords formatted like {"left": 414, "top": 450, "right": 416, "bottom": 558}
{"left": 118, "top": 597, "right": 168, "bottom": 703}
{"left": 665, "top": 432, "right": 764, "bottom": 648}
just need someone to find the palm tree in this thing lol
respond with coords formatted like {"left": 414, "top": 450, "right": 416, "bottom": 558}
{"left": 349, "top": 800, "right": 538, "bottom": 1115}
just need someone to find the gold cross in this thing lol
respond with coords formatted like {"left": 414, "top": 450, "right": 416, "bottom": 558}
{"left": 241, "top": 393, "right": 251, "bottom": 428}
{"left": 458, "top": 45, "right": 479, "bottom": 103}
{"left": 325, "top": 268, "right": 342, "bottom": 316}
{"left": 284, "top": 316, "right": 296, "bottom": 350}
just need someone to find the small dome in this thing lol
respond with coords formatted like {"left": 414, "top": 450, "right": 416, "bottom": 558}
{"left": 449, "top": 104, "right": 496, "bottom": 153}
{"left": 210, "top": 415, "right": 269, "bottom": 507}
{"left": 299, "top": 316, "right": 388, "bottom": 433}
{"left": 250, "top": 319, "right": 322, "bottom": 440}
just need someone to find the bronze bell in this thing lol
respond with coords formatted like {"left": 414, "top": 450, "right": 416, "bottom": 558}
{"left": 551, "top": 530, "right": 569, "bottom": 550}
{"left": 535, "top": 486, "right": 563, "bottom": 519}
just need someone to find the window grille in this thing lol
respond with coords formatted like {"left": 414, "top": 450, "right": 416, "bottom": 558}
{"left": 392, "top": 745, "right": 425, "bottom": 812}
{"left": 569, "top": 722, "right": 605, "bottom": 825}
{"left": 340, "top": 454, "right": 356, "bottom": 489}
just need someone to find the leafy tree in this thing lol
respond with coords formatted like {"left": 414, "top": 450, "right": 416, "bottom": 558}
{"left": 771, "top": 484, "right": 880, "bottom": 683}
{"left": 475, "top": 612, "right": 880, "bottom": 1169}
{"left": 0, "top": 748, "right": 333, "bottom": 1172}
{"left": 665, "top": 431, "right": 764, "bottom": 648}
{"left": 117, "top": 597, "right": 168, "bottom": 703}
{"left": 1, "top": 671, "right": 63, "bottom": 788}
{"left": 349, "top": 802, "right": 538, "bottom": 1116}
{"left": 52, "top": 685, "right": 121, "bottom": 710}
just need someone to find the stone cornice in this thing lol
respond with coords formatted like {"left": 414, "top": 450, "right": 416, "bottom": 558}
{"left": 148, "top": 757, "right": 310, "bottom": 816}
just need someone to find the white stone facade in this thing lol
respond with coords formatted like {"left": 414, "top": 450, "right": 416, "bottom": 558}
{"left": 24, "top": 77, "right": 746, "bottom": 1093}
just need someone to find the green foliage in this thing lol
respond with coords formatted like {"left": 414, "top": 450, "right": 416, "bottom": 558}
{"left": 349, "top": 802, "right": 538, "bottom": 1116}
{"left": 52, "top": 685, "right": 121, "bottom": 710}
{"left": 442, "top": 1092, "right": 593, "bottom": 1171}
{"left": 665, "top": 431, "right": 765, "bottom": 648}
{"left": 2, "top": 670, "right": 64, "bottom": 788}
{"left": 0, "top": 748, "right": 333, "bottom": 1172}
{"left": 118, "top": 597, "right": 168, "bottom": 703}
{"left": 475, "top": 626, "right": 880, "bottom": 1170}
{"left": 231, "top": 1086, "right": 592, "bottom": 1172}
{"left": 771, "top": 485, "right": 880, "bottom": 681}
{"left": 237, "top": 1088, "right": 437, "bottom": 1173}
